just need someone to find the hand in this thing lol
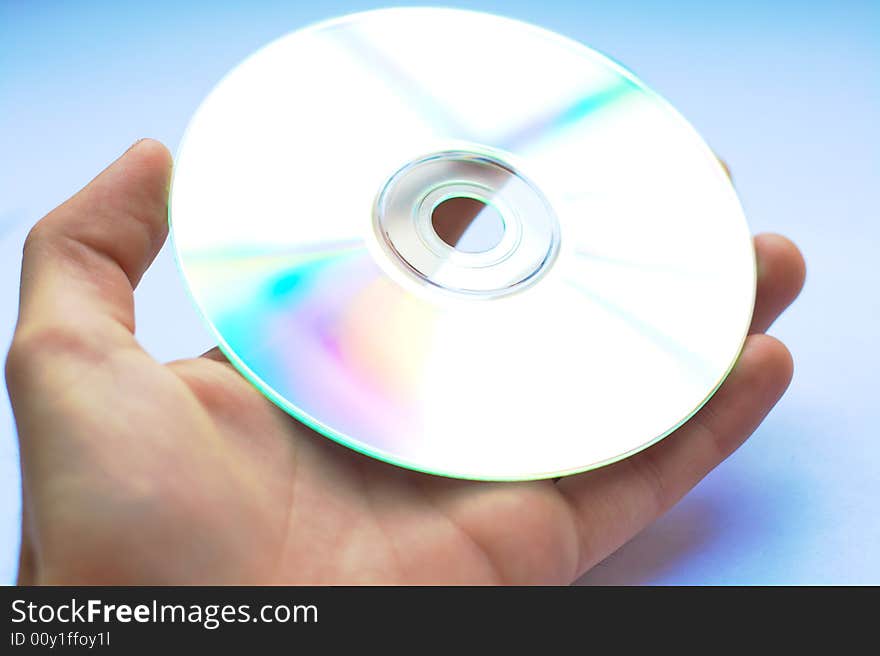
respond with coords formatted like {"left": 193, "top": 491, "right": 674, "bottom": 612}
{"left": 6, "top": 140, "right": 805, "bottom": 584}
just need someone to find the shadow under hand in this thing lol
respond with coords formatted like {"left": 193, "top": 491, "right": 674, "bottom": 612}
{"left": 576, "top": 497, "right": 722, "bottom": 586}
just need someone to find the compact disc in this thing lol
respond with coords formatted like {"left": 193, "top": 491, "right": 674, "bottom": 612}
{"left": 169, "top": 8, "right": 755, "bottom": 480}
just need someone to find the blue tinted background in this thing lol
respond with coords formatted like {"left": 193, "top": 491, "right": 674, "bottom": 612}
{"left": 1, "top": 1, "right": 877, "bottom": 584}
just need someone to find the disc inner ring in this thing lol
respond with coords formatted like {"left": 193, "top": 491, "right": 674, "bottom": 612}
{"left": 373, "top": 149, "right": 561, "bottom": 297}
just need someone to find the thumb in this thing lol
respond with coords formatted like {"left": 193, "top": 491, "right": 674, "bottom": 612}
{"left": 11, "top": 139, "right": 172, "bottom": 354}
{"left": 6, "top": 140, "right": 173, "bottom": 581}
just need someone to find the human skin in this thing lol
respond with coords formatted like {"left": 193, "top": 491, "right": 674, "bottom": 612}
{"left": 5, "top": 140, "right": 805, "bottom": 584}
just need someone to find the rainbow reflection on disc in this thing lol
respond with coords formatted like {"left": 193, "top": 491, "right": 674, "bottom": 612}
{"left": 169, "top": 8, "right": 755, "bottom": 480}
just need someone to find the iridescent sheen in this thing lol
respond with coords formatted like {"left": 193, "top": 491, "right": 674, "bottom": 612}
{"left": 170, "top": 8, "right": 755, "bottom": 480}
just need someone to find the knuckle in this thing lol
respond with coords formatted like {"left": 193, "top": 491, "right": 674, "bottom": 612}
{"left": 6, "top": 324, "right": 99, "bottom": 381}
{"left": 173, "top": 358, "right": 260, "bottom": 413}
{"left": 5, "top": 333, "right": 38, "bottom": 383}
{"left": 22, "top": 220, "right": 49, "bottom": 256}
{"left": 628, "top": 450, "right": 671, "bottom": 516}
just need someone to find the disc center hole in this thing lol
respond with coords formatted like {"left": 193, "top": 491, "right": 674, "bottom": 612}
{"left": 431, "top": 196, "right": 505, "bottom": 253}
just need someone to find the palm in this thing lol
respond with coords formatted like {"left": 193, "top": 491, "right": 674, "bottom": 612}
{"left": 8, "top": 141, "right": 804, "bottom": 584}
{"left": 98, "top": 349, "right": 578, "bottom": 583}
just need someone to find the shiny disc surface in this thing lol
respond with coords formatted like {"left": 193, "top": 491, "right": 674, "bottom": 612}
{"left": 170, "top": 8, "right": 755, "bottom": 480}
